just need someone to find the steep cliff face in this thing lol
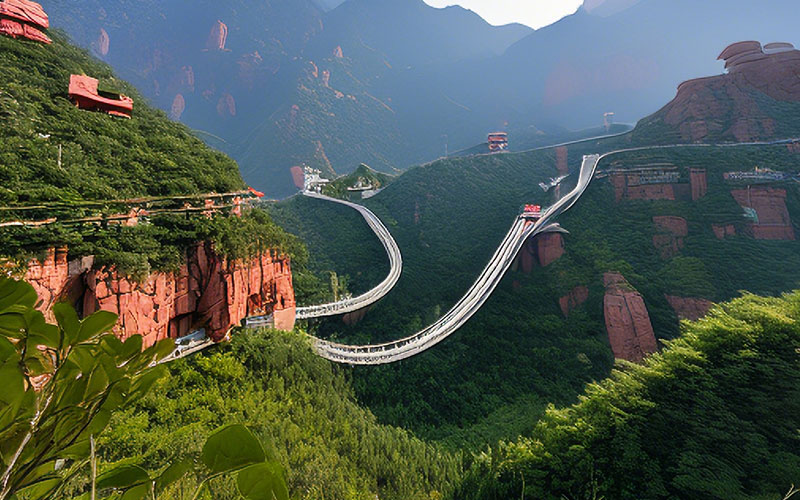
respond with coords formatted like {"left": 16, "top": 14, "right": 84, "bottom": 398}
{"left": 559, "top": 285, "right": 589, "bottom": 317}
{"left": 634, "top": 41, "right": 800, "bottom": 143}
{"left": 603, "top": 272, "right": 658, "bottom": 362}
{"left": 665, "top": 295, "right": 713, "bottom": 321}
{"left": 730, "top": 187, "right": 795, "bottom": 240}
{"left": 652, "top": 216, "right": 688, "bottom": 259}
{"left": 25, "top": 244, "right": 295, "bottom": 347}
{"left": 514, "top": 232, "right": 565, "bottom": 273}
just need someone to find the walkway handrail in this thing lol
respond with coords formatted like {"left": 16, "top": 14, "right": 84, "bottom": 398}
{"left": 294, "top": 192, "right": 403, "bottom": 319}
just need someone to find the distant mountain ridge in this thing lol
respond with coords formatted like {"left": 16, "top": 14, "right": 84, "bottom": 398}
{"left": 40, "top": 0, "right": 800, "bottom": 197}
{"left": 633, "top": 40, "right": 800, "bottom": 144}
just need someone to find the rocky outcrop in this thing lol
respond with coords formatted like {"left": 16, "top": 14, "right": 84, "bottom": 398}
{"left": 91, "top": 28, "right": 109, "bottom": 57}
{"left": 515, "top": 232, "right": 565, "bottom": 272}
{"left": 690, "top": 168, "right": 707, "bottom": 201}
{"left": 652, "top": 216, "right": 688, "bottom": 259}
{"left": 559, "top": 285, "right": 588, "bottom": 317}
{"left": 730, "top": 187, "right": 795, "bottom": 240}
{"left": 216, "top": 93, "right": 236, "bottom": 117}
{"left": 333, "top": 45, "right": 343, "bottom": 58}
{"left": 612, "top": 172, "right": 677, "bottom": 202}
{"left": 170, "top": 94, "right": 186, "bottom": 120}
{"left": 206, "top": 20, "right": 228, "bottom": 51}
{"left": 637, "top": 41, "right": 800, "bottom": 143}
{"left": 25, "top": 245, "right": 295, "bottom": 348}
{"left": 603, "top": 272, "right": 658, "bottom": 362}
{"left": 712, "top": 224, "right": 736, "bottom": 239}
{"left": 665, "top": 295, "right": 713, "bottom": 321}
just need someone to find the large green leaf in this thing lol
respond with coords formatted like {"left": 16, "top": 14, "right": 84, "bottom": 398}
{"left": 0, "top": 336, "right": 16, "bottom": 362}
{"left": 201, "top": 425, "right": 266, "bottom": 474}
{"left": 77, "top": 311, "right": 118, "bottom": 343}
{"left": 12, "top": 476, "right": 61, "bottom": 500}
{"left": 0, "top": 360, "right": 26, "bottom": 405}
{"left": 25, "top": 310, "right": 60, "bottom": 349}
{"left": 236, "top": 462, "right": 289, "bottom": 500}
{"left": 96, "top": 464, "right": 150, "bottom": 490}
{"left": 126, "top": 366, "right": 167, "bottom": 403}
{"left": 0, "top": 309, "right": 28, "bottom": 339}
{"left": 154, "top": 458, "right": 193, "bottom": 494}
{"left": 119, "top": 484, "right": 150, "bottom": 500}
{"left": 52, "top": 302, "right": 80, "bottom": 345}
{"left": 0, "top": 278, "right": 37, "bottom": 311}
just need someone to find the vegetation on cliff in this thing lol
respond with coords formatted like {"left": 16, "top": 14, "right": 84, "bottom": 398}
{"left": 0, "top": 32, "right": 243, "bottom": 205}
{"left": 0, "top": 33, "right": 308, "bottom": 278}
{"left": 274, "top": 140, "right": 800, "bottom": 448}
{"left": 454, "top": 291, "right": 800, "bottom": 500}
{"left": 98, "top": 329, "right": 462, "bottom": 500}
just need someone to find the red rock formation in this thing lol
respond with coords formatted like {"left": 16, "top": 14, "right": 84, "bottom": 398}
{"left": 206, "top": 20, "right": 228, "bottom": 51}
{"left": 170, "top": 94, "right": 186, "bottom": 121}
{"left": 308, "top": 61, "right": 319, "bottom": 79}
{"left": 643, "top": 41, "right": 800, "bottom": 143}
{"left": 665, "top": 295, "right": 713, "bottom": 321}
{"left": 216, "top": 93, "right": 236, "bottom": 117}
{"left": 559, "top": 285, "right": 588, "bottom": 317}
{"left": 26, "top": 245, "right": 295, "bottom": 348}
{"left": 180, "top": 65, "right": 195, "bottom": 91}
{"left": 730, "top": 187, "right": 795, "bottom": 240}
{"left": 321, "top": 69, "right": 331, "bottom": 88}
{"left": 652, "top": 216, "right": 688, "bottom": 259}
{"left": 92, "top": 27, "right": 109, "bottom": 56}
{"left": 556, "top": 146, "right": 569, "bottom": 175}
{"left": 610, "top": 172, "right": 678, "bottom": 202}
{"left": 537, "top": 232, "right": 564, "bottom": 267}
{"left": 690, "top": 168, "right": 707, "bottom": 201}
{"left": 333, "top": 45, "right": 343, "bottom": 58}
{"left": 290, "top": 166, "right": 304, "bottom": 189}
{"left": 712, "top": 224, "right": 736, "bottom": 239}
{"left": 603, "top": 272, "right": 658, "bottom": 362}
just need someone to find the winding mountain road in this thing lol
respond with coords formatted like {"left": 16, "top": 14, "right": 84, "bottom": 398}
{"left": 295, "top": 192, "right": 404, "bottom": 319}
{"left": 309, "top": 154, "right": 600, "bottom": 365}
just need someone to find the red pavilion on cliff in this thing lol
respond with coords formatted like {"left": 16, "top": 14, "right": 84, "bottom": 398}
{"left": 68, "top": 74, "right": 134, "bottom": 118}
{"left": 0, "top": 0, "right": 51, "bottom": 44}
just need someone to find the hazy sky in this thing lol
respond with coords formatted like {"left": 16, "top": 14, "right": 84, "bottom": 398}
{"left": 422, "top": 0, "right": 584, "bottom": 29}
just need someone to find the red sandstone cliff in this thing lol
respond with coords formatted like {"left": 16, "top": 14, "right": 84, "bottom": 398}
{"left": 25, "top": 244, "right": 295, "bottom": 348}
{"left": 514, "top": 232, "right": 565, "bottom": 273}
{"left": 730, "top": 187, "right": 795, "bottom": 240}
{"left": 636, "top": 41, "right": 800, "bottom": 143}
{"left": 665, "top": 295, "right": 713, "bottom": 322}
{"left": 559, "top": 285, "right": 588, "bottom": 317}
{"left": 652, "top": 216, "right": 688, "bottom": 259}
{"left": 603, "top": 272, "right": 658, "bottom": 362}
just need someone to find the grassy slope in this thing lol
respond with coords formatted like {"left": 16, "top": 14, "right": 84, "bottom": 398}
{"left": 100, "top": 330, "right": 461, "bottom": 500}
{"left": 273, "top": 136, "right": 800, "bottom": 448}
{"left": 0, "top": 31, "right": 244, "bottom": 206}
{"left": 454, "top": 291, "right": 800, "bottom": 500}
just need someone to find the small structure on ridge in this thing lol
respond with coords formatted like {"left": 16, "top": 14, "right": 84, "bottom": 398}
{"left": 0, "top": 0, "right": 51, "bottom": 44}
{"left": 68, "top": 74, "right": 134, "bottom": 118}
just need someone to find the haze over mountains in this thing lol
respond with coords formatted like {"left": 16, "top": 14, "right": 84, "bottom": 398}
{"left": 41, "top": 0, "right": 799, "bottom": 196}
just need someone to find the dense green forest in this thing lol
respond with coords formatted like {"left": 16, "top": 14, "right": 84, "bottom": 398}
{"left": 454, "top": 291, "right": 800, "bottom": 500}
{"left": 95, "top": 330, "right": 461, "bottom": 500}
{"left": 273, "top": 138, "right": 800, "bottom": 448}
{"left": 0, "top": 32, "right": 243, "bottom": 205}
{"left": 0, "top": 33, "right": 308, "bottom": 276}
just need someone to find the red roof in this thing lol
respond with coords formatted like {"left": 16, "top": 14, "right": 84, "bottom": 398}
{"left": 68, "top": 74, "right": 134, "bottom": 118}
{"left": 0, "top": 0, "right": 49, "bottom": 28}
{"left": 247, "top": 186, "right": 265, "bottom": 198}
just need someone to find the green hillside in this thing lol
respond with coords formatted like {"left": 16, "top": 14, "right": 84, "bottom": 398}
{"left": 455, "top": 291, "right": 800, "bottom": 500}
{"left": 273, "top": 136, "right": 800, "bottom": 447}
{"left": 0, "top": 31, "right": 244, "bottom": 205}
{"left": 0, "top": 32, "right": 304, "bottom": 276}
{"left": 96, "top": 329, "right": 461, "bottom": 500}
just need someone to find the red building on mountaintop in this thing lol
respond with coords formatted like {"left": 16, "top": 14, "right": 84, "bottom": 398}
{"left": 0, "top": 0, "right": 51, "bottom": 44}
{"left": 68, "top": 74, "right": 134, "bottom": 118}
